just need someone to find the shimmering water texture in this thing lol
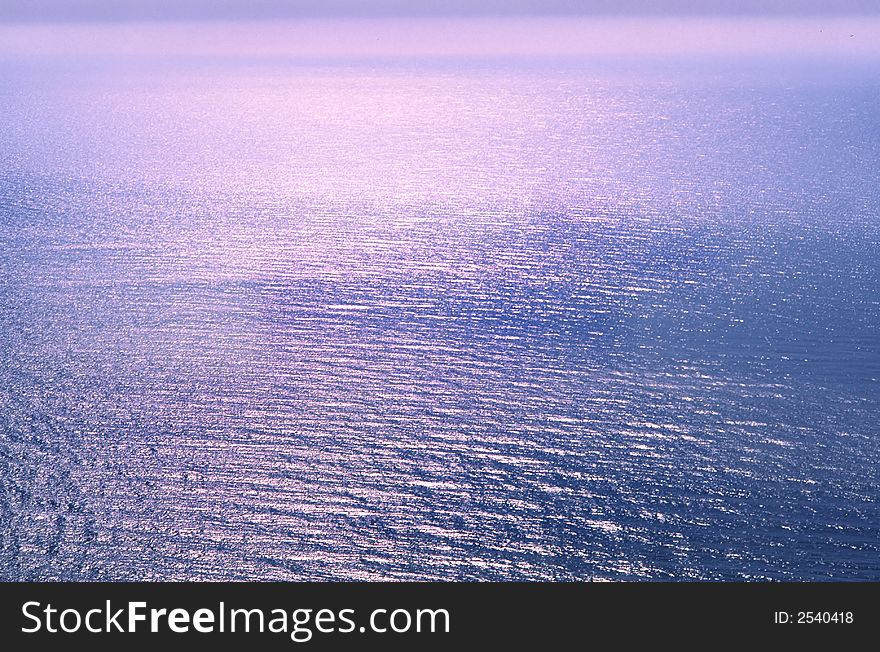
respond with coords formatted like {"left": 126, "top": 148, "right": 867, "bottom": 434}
{"left": 1, "top": 60, "right": 878, "bottom": 580}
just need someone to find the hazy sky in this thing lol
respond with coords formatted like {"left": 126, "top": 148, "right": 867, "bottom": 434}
{"left": 2, "top": 0, "right": 878, "bottom": 22}
{"left": 1, "top": 2, "right": 878, "bottom": 59}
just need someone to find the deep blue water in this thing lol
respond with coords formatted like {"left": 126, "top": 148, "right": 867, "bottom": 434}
{"left": 1, "top": 58, "right": 878, "bottom": 580}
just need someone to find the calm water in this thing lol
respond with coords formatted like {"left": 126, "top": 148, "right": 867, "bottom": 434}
{"left": 1, "top": 58, "right": 878, "bottom": 580}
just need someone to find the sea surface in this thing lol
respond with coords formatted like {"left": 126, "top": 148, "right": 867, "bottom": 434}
{"left": 0, "top": 57, "right": 878, "bottom": 580}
